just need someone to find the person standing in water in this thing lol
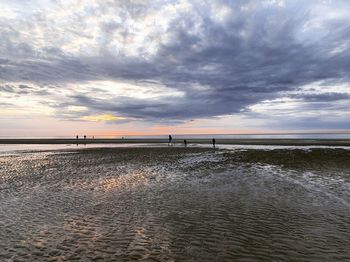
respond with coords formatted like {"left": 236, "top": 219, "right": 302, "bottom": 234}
{"left": 84, "top": 135, "right": 86, "bottom": 140}
{"left": 184, "top": 139, "right": 187, "bottom": 147}
{"left": 212, "top": 138, "right": 216, "bottom": 148}
{"left": 76, "top": 135, "right": 78, "bottom": 140}
{"left": 168, "top": 135, "right": 172, "bottom": 146}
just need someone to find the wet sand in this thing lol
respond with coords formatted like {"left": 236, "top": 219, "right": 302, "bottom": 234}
{"left": 1, "top": 147, "right": 350, "bottom": 261}
{"left": 1, "top": 138, "right": 350, "bottom": 146}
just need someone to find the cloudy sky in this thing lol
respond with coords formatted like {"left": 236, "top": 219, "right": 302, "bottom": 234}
{"left": 0, "top": 0, "right": 349, "bottom": 137}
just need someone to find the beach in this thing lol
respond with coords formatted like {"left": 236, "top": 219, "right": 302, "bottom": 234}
{"left": 0, "top": 145, "right": 350, "bottom": 261}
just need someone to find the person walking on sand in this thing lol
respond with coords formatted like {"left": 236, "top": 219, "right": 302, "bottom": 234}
{"left": 168, "top": 135, "right": 172, "bottom": 146}
{"left": 184, "top": 139, "right": 187, "bottom": 147}
{"left": 212, "top": 138, "right": 216, "bottom": 148}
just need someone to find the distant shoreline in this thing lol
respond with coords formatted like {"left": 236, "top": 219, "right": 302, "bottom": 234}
{"left": 1, "top": 138, "right": 350, "bottom": 146}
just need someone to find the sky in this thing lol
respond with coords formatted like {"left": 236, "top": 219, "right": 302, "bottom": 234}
{"left": 0, "top": 0, "right": 349, "bottom": 137}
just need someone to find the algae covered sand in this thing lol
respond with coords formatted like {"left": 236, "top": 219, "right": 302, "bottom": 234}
{"left": 1, "top": 147, "right": 350, "bottom": 261}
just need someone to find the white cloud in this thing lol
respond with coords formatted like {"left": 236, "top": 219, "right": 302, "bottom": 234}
{"left": 1, "top": 0, "right": 350, "bottom": 133}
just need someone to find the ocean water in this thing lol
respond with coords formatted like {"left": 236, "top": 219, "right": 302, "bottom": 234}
{"left": 1, "top": 133, "right": 350, "bottom": 140}
{"left": 131, "top": 133, "right": 350, "bottom": 139}
{"left": 0, "top": 147, "right": 349, "bottom": 261}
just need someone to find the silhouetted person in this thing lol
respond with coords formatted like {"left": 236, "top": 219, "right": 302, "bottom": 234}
{"left": 184, "top": 139, "right": 187, "bottom": 147}
{"left": 212, "top": 138, "right": 216, "bottom": 148}
{"left": 76, "top": 135, "right": 79, "bottom": 140}
{"left": 84, "top": 135, "right": 86, "bottom": 140}
{"left": 168, "top": 135, "right": 172, "bottom": 146}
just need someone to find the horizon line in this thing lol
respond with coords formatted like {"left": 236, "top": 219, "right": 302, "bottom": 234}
{"left": 1, "top": 130, "right": 350, "bottom": 138}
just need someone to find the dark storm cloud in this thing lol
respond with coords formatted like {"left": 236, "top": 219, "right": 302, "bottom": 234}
{"left": 18, "top": 84, "right": 33, "bottom": 89}
{"left": 70, "top": 0, "right": 350, "bottom": 122}
{"left": 70, "top": 94, "right": 178, "bottom": 119}
{"left": 0, "top": 83, "right": 50, "bottom": 96}
{"left": 0, "top": 56, "right": 97, "bottom": 84}
{"left": 290, "top": 92, "right": 350, "bottom": 102}
{"left": 1, "top": 0, "right": 350, "bottom": 128}
{"left": 266, "top": 115, "right": 350, "bottom": 130}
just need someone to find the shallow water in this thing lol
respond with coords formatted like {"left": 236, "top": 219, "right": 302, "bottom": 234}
{"left": 0, "top": 147, "right": 349, "bottom": 261}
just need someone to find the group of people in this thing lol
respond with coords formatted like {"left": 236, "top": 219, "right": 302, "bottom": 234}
{"left": 74, "top": 134, "right": 216, "bottom": 147}
{"left": 76, "top": 135, "right": 94, "bottom": 140}
{"left": 168, "top": 135, "right": 216, "bottom": 148}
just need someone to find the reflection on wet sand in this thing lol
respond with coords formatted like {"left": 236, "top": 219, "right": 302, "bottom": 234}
{"left": 98, "top": 172, "right": 148, "bottom": 191}
{"left": 0, "top": 147, "right": 349, "bottom": 261}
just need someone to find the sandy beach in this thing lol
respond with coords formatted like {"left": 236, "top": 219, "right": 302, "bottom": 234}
{"left": 1, "top": 146, "right": 350, "bottom": 261}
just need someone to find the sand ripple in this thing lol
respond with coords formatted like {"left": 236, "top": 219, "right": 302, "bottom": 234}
{"left": 0, "top": 147, "right": 350, "bottom": 261}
